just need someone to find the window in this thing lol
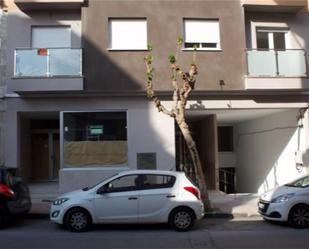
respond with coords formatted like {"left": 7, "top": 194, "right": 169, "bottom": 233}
{"left": 32, "top": 27, "right": 71, "bottom": 48}
{"left": 63, "top": 111, "right": 127, "bottom": 168}
{"left": 183, "top": 19, "right": 221, "bottom": 50}
{"left": 109, "top": 19, "right": 147, "bottom": 50}
{"left": 218, "top": 126, "right": 233, "bottom": 152}
{"left": 138, "top": 175, "right": 176, "bottom": 190}
{"left": 256, "top": 27, "right": 288, "bottom": 50}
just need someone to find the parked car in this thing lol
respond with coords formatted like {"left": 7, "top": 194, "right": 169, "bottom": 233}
{"left": 0, "top": 168, "right": 32, "bottom": 228}
{"left": 50, "top": 170, "right": 204, "bottom": 232}
{"left": 258, "top": 175, "right": 309, "bottom": 228}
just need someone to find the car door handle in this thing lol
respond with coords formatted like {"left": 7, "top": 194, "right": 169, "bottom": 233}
{"left": 166, "top": 195, "right": 176, "bottom": 198}
{"left": 128, "top": 197, "right": 138, "bottom": 200}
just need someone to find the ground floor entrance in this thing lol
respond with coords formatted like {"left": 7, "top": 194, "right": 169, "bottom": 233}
{"left": 19, "top": 112, "right": 60, "bottom": 182}
{"left": 176, "top": 106, "right": 309, "bottom": 194}
{"left": 31, "top": 132, "right": 60, "bottom": 181}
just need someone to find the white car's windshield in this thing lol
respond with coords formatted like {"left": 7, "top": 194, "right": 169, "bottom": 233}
{"left": 285, "top": 176, "right": 309, "bottom": 188}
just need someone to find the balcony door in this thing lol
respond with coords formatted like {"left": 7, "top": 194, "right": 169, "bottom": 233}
{"left": 256, "top": 27, "right": 289, "bottom": 50}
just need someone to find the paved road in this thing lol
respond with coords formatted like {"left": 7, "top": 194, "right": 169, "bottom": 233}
{"left": 0, "top": 217, "right": 308, "bottom": 249}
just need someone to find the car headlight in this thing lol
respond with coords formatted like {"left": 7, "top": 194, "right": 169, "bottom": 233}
{"left": 271, "top": 193, "right": 295, "bottom": 203}
{"left": 53, "top": 198, "right": 69, "bottom": 206}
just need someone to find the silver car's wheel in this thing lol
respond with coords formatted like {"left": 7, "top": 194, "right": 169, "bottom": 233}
{"left": 170, "top": 208, "right": 194, "bottom": 232}
{"left": 65, "top": 208, "right": 91, "bottom": 232}
{"left": 289, "top": 205, "right": 309, "bottom": 228}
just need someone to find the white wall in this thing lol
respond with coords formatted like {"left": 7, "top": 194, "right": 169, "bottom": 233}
{"left": 235, "top": 109, "right": 308, "bottom": 194}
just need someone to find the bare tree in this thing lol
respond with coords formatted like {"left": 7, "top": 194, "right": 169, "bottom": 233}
{"left": 144, "top": 38, "right": 209, "bottom": 205}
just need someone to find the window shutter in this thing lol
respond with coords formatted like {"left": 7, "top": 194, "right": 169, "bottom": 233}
{"left": 32, "top": 27, "right": 71, "bottom": 48}
{"left": 184, "top": 20, "right": 220, "bottom": 45}
{"left": 110, "top": 19, "right": 147, "bottom": 50}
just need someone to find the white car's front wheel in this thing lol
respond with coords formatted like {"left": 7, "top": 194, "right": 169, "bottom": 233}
{"left": 64, "top": 208, "right": 92, "bottom": 232}
{"left": 288, "top": 204, "right": 309, "bottom": 228}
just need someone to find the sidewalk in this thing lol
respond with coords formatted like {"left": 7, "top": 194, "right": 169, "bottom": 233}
{"left": 28, "top": 183, "right": 261, "bottom": 218}
{"left": 207, "top": 190, "right": 260, "bottom": 217}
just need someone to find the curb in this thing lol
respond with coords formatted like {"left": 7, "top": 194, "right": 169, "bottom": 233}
{"left": 24, "top": 212, "right": 261, "bottom": 220}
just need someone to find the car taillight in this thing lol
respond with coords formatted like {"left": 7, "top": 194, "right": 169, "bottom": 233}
{"left": 0, "top": 184, "right": 15, "bottom": 199}
{"left": 184, "top": 186, "right": 200, "bottom": 200}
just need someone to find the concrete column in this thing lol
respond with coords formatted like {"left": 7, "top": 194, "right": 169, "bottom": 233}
{"left": 195, "top": 115, "right": 219, "bottom": 190}
{"left": 4, "top": 111, "right": 19, "bottom": 168}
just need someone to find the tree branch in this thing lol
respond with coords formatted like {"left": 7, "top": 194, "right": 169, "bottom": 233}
{"left": 145, "top": 57, "right": 175, "bottom": 118}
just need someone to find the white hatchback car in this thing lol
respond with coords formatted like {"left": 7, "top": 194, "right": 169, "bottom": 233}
{"left": 50, "top": 170, "right": 204, "bottom": 232}
{"left": 258, "top": 175, "right": 309, "bottom": 228}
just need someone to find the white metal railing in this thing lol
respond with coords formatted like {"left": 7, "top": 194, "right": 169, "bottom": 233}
{"left": 14, "top": 48, "right": 82, "bottom": 77}
{"left": 247, "top": 49, "right": 307, "bottom": 77}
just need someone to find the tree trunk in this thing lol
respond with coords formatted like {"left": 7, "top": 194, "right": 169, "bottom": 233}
{"left": 176, "top": 119, "right": 209, "bottom": 206}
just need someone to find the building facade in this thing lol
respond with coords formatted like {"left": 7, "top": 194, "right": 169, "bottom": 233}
{"left": 3, "top": 0, "right": 309, "bottom": 194}
{"left": 0, "top": 2, "right": 7, "bottom": 167}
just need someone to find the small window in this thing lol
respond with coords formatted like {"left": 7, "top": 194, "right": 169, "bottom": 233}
{"left": 109, "top": 19, "right": 147, "bottom": 50}
{"left": 138, "top": 174, "right": 176, "bottom": 190}
{"left": 106, "top": 175, "right": 139, "bottom": 193}
{"left": 218, "top": 126, "right": 233, "bottom": 152}
{"left": 184, "top": 19, "right": 221, "bottom": 50}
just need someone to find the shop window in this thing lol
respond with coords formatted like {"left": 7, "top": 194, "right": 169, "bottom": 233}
{"left": 63, "top": 111, "right": 127, "bottom": 168}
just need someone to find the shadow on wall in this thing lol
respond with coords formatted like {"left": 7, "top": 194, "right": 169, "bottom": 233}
{"left": 8, "top": 9, "right": 176, "bottom": 190}
{"left": 235, "top": 109, "right": 306, "bottom": 194}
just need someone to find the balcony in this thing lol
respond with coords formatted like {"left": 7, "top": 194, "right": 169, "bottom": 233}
{"left": 15, "top": 48, "right": 82, "bottom": 78}
{"left": 10, "top": 48, "right": 83, "bottom": 93}
{"left": 242, "top": 0, "right": 308, "bottom": 13}
{"left": 247, "top": 49, "right": 307, "bottom": 77}
{"left": 14, "top": 0, "right": 84, "bottom": 10}
{"left": 246, "top": 49, "right": 309, "bottom": 90}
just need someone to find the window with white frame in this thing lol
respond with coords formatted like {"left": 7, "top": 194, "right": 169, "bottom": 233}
{"left": 109, "top": 19, "right": 147, "bottom": 50}
{"left": 256, "top": 27, "right": 289, "bottom": 50}
{"left": 183, "top": 19, "right": 221, "bottom": 50}
{"left": 32, "top": 26, "right": 71, "bottom": 48}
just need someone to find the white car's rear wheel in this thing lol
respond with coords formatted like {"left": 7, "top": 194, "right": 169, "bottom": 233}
{"left": 288, "top": 204, "right": 309, "bottom": 228}
{"left": 64, "top": 208, "right": 92, "bottom": 232}
{"left": 170, "top": 207, "right": 194, "bottom": 232}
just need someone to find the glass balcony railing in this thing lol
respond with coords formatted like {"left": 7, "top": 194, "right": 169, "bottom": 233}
{"left": 247, "top": 49, "right": 307, "bottom": 77}
{"left": 14, "top": 48, "right": 83, "bottom": 77}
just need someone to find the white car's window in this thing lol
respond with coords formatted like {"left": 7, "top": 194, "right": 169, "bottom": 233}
{"left": 107, "top": 175, "right": 139, "bottom": 193}
{"left": 138, "top": 174, "right": 176, "bottom": 190}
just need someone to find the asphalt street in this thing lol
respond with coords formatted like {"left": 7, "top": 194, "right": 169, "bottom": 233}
{"left": 0, "top": 217, "right": 308, "bottom": 249}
